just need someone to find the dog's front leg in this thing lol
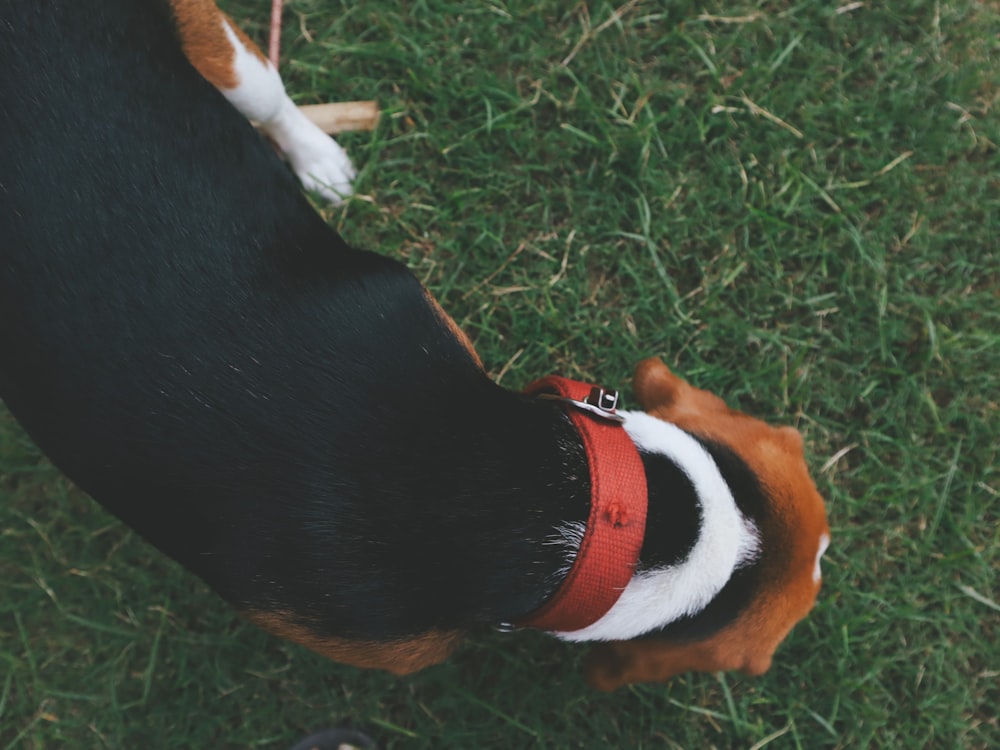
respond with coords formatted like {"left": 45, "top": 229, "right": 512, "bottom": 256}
{"left": 169, "top": 0, "right": 356, "bottom": 203}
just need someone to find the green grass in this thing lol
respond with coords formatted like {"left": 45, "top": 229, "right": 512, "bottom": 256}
{"left": 2, "top": 0, "right": 997, "bottom": 747}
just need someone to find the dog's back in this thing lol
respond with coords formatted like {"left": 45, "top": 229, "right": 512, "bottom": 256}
{"left": 0, "top": 0, "right": 485, "bottom": 624}
{"left": 2, "top": 1, "right": 830, "bottom": 684}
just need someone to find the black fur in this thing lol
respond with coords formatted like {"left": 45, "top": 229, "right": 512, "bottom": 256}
{"left": 0, "top": 0, "right": 591, "bottom": 639}
{"left": 0, "top": 0, "right": 760, "bottom": 649}
{"left": 636, "top": 450, "right": 701, "bottom": 571}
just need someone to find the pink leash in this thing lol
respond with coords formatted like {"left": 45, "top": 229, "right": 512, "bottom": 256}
{"left": 268, "top": 0, "right": 284, "bottom": 67}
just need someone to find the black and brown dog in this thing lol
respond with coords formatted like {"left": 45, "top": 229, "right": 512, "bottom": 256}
{"left": 0, "top": 0, "right": 829, "bottom": 691}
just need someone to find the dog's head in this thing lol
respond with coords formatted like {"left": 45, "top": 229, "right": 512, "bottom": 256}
{"left": 584, "top": 358, "right": 829, "bottom": 690}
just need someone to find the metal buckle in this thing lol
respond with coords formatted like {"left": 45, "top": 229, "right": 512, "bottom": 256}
{"left": 538, "top": 386, "right": 625, "bottom": 424}
{"left": 586, "top": 386, "right": 619, "bottom": 412}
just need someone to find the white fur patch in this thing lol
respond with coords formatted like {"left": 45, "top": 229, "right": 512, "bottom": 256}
{"left": 545, "top": 520, "right": 587, "bottom": 582}
{"left": 219, "top": 20, "right": 286, "bottom": 124}
{"left": 554, "top": 411, "right": 760, "bottom": 642}
{"left": 814, "top": 532, "right": 830, "bottom": 583}
{"left": 219, "top": 19, "right": 355, "bottom": 203}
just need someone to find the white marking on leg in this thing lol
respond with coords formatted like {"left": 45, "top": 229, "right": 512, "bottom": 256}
{"left": 554, "top": 411, "right": 760, "bottom": 642}
{"left": 220, "top": 19, "right": 355, "bottom": 203}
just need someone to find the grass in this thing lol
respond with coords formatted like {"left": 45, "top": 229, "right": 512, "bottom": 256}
{"left": 1, "top": 0, "right": 997, "bottom": 747}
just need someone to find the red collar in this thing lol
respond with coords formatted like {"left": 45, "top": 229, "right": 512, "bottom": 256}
{"left": 514, "top": 376, "right": 648, "bottom": 633}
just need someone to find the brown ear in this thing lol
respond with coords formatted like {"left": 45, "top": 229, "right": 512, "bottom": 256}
{"left": 632, "top": 357, "right": 681, "bottom": 410}
{"left": 583, "top": 633, "right": 777, "bottom": 691}
{"left": 777, "top": 425, "right": 805, "bottom": 453}
{"left": 584, "top": 640, "right": 721, "bottom": 691}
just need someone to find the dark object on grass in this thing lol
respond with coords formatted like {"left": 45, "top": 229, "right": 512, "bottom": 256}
{"left": 289, "top": 728, "right": 377, "bottom": 750}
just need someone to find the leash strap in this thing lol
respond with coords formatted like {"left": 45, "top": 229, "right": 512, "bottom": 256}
{"left": 514, "top": 376, "right": 648, "bottom": 633}
{"left": 268, "top": 0, "right": 284, "bottom": 67}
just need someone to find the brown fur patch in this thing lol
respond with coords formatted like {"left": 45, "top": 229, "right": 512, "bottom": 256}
{"left": 169, "top": 0, "right": 268, "bottom": 90}
{"left": 242, "top": 610, "right": 463, "bottom": 674}
{"left": 584, "top": 358, "right": 830, "bottom": 690}
{"left": 425, "top": 291, "right": 483, "bottom": 368}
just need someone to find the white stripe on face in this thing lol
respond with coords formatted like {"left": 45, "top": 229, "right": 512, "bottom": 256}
{"left": 555, "top": 411, "right": 760, "bottom": 643}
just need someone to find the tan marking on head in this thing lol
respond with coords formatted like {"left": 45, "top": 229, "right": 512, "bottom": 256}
{"left": 584, "top": 358, "right": 830, "bottom": 690}
{"left": 242, "top": 610, "right": 462, "bottom": 674}
{"left": 170, "top": 0, "right": 268, "bottom": 90}
{"left": 425, "top": 290, "right": 483, "bottom": 368}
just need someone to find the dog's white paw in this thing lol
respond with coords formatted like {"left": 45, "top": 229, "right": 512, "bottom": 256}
{"left": 285, "top": 123, "right": 356, "bottom": 204}
{"left": 265, "top": 103, "right": 357, "bottom": 204}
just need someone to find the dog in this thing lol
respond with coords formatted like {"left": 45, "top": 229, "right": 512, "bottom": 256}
{"left": 0, "top": 0, "right": 829, "bottom": 691}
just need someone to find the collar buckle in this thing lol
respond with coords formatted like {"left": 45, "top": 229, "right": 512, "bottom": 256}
{"left": 537, "top": 386, "right": 625, "bottom": 423}
{"left": 587, "top": 386, "right": 620, "bottom": 412}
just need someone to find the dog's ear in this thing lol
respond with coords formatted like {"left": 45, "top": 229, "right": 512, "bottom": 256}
{"left": 632, "top": 357, "right": 734, "bottom": 422}
{"left": 583, "top": 635, "right": 776, "bottom": 691}
{"left": 777, "top": 425, "right": 805, "bottom": 453}
{"left": 631, "top": 357, "right": 682, "bottom": 410}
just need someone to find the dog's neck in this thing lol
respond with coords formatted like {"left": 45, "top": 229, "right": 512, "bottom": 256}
{"left": 369, "top": 385, "right": 595, "bottom": 626}
{"left": 360, "top": 387, "right": 760, "bottom": 640}
{"left": 138, "top": 366, "right": 758, "bottom": 643}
